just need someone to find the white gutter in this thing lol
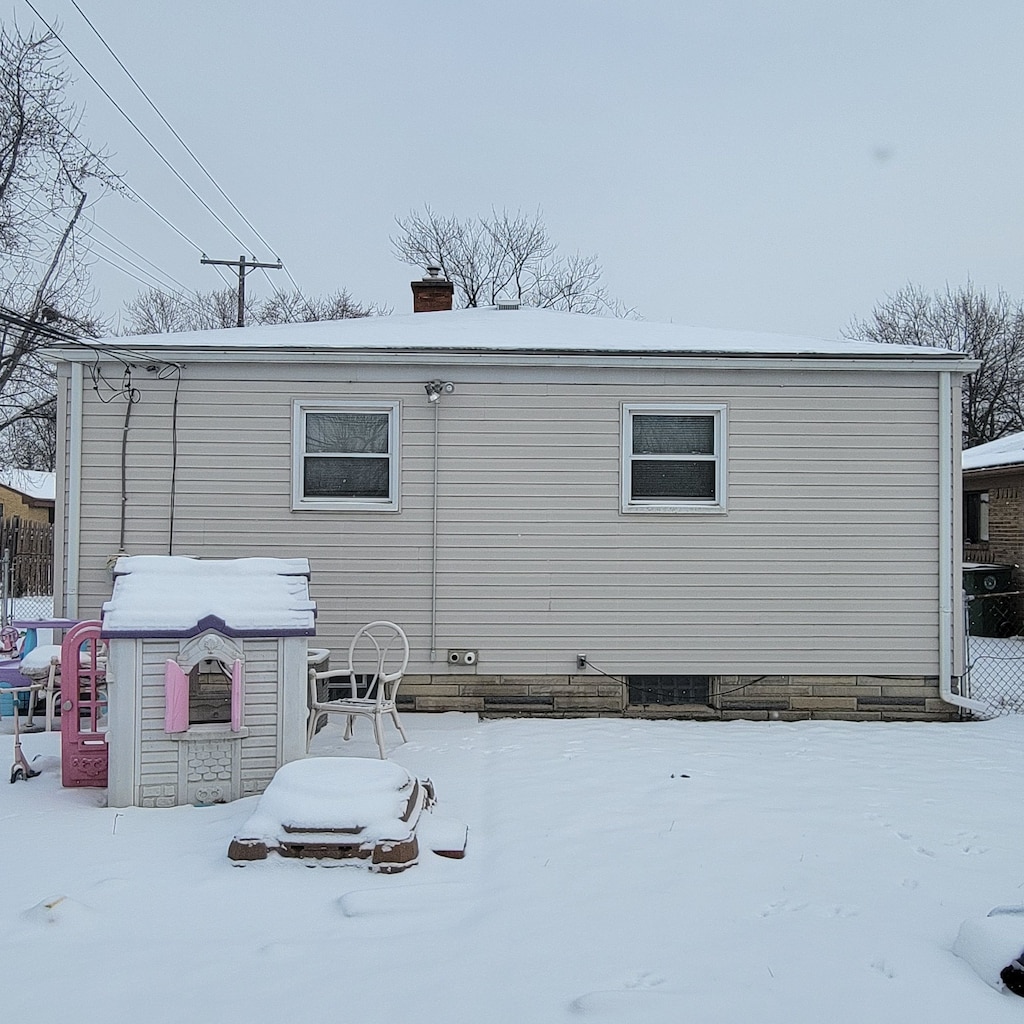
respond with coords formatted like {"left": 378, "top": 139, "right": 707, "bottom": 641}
{"left": 46, "top": 344, "right": 974, "bottom": 376}
{"left": 46, "top": 347, "right": 979, "bottom": 375}
{"left": 938, "top": 371, "right": 990, "bottom": 714}
{"left": 65, "top": 361, "right": 83, "bottom": 617}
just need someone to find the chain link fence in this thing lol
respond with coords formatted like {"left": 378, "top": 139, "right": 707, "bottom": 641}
{"left": 964, "top": 590, "right": 1024, "bottom": 715}
{"left": 1, "top": 541, "right": 54, "bottom": 628}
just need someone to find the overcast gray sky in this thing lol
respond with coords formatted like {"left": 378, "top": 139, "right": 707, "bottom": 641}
{"left": 12, "top": 0, "right": 1024, "bottom": 338}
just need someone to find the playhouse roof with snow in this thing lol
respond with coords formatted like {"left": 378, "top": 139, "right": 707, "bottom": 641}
{"left": 101, "top": 555, "right": 316, "bottom": 638}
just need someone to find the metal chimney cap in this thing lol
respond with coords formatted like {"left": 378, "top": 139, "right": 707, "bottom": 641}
{"left": 424, "top": 264, "right": 443, "bottom": 279}
{"left": 496, "top": 298, "right": 520, "bottom": 310}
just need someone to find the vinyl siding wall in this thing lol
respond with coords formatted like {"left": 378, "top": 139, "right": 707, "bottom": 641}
{"left": 62, "top": 359, "right": 943, "bottom": 679}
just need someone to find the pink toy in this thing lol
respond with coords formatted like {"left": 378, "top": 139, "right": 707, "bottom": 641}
{"left": 60, "top": 620, "right": 107, "bottom": 787}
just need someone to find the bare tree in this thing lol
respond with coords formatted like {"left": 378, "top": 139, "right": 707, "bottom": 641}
{"left": 255, "top": 288, "right": 386, "bottom": 324}
{"left": 845, "top": 282, "right": 1024, "bottom": 447}
{"left": 392, "top": 207, "right": 631, "bottom": 315}
{"left": 0, "top": 23, "right": 117, "bottom": 469}
{"left": 124, "top": 287, "right": 235, "bottom": 334}
{"left": 124, "top": 286, "right": 382, "bottom": 335}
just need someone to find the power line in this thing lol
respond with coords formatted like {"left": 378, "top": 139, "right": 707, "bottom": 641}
{"left": 24, "top": 0, "right": 264, "bottom": 257}
{"left": 15, "top": 6, "right": 303, "bottom": 315}
{"left": 84, "top": 218, "right": 200, "bottom": 297}
{"left": 84, "top": 231, "right": 193, "bottom": 298}
{"left": 27, "top": 75, "right": 208, "bottom": 257}
{"left": 8, "top": 34, "right": 215, "bottom": 262}
{"left": 11, "top": 190, "right": 211, "bottom": 310}
{"left": 119, "top": 180, "right": 206, "bottom": 255}
{"left": 67, "top": 0, "right": 285, "bottom": 265}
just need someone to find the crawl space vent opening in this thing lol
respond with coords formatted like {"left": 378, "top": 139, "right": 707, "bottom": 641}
{"left": 628, "top": 675, "right": 711, "bottom": 705}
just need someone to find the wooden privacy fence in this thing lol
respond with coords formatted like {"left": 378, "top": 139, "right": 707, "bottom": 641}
{"left": 0, "top": 514, "right": 54, "bottom": 597}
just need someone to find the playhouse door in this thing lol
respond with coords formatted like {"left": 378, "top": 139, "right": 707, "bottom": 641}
{"left": 60, "top": 620, "right": 108, "bottom": 787}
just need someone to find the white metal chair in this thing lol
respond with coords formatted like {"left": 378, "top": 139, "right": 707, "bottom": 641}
{"left": 306, "top": 621, "right": 410, "bottom": 758}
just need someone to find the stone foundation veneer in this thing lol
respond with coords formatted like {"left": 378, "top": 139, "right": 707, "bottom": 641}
{"left": 397, "top": 673, "right": 962, "bottom": 721}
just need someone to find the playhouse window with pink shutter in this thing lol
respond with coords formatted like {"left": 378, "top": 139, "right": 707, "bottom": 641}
{"left": 189, "top": 658, "right": 232, "bottom": 724}
{"left": 164, "top": 644, "right": 244, "bottom": 734}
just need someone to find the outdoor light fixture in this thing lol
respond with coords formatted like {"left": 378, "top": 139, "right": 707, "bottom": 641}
{"left": 424, "top": 380, "right": 455, "bottom": 402}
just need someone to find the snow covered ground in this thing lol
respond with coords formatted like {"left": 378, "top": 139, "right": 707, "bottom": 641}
{"left": 1, "top": 712, "right": 1022, "bottom": 1023}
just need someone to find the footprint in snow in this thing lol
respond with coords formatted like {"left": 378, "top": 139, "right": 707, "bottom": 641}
{"left": 624, "top": 971, "right": 666, "bottom": 990}
{"left": 823, "top": 904, "right": 860, "bottom": 919}
{"left": 759, "top": 898, "right": 809, "bottom": 917}
{"left": 870, "top": 958, "right": 895, "bottom": 979}
{"left": 569, "top": 988, "right": 680, "bottom": 1021}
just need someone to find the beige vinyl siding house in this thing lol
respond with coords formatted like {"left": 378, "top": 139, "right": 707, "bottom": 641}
{"left": 49, "top": 305, "right": 980, "bottom": 721}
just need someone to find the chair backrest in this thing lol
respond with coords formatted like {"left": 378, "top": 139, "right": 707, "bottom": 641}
{"left": 347, "top": 621, "right": 409, "bottom": 707}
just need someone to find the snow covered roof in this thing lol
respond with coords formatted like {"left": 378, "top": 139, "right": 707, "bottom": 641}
{"left": 0, "top": 469, "right": 55, "bottom": 503}
{"left": 46, "top": 306, "right": 971, "bottom": 363}
{"left": 101, "top": 556, "right": 316, "bottom": 637}
{"left": 963, "top": 431, "right": 1024, "bottom": 472}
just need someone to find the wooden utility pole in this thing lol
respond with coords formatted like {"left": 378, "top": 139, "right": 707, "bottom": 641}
{"left": 200, "top": 254, "right": 283, "bottom": 327}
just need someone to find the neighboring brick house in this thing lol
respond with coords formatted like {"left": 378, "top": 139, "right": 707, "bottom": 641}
{"left": 0, "top": 470, "right": 55, "bottom": 526}
{"left": 962, "top": 432, "right": 1024, "bottom": 573}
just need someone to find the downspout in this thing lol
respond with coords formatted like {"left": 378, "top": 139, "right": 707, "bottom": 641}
{"left": 66, "top": 361, "right": 83, "bottom": 617}
{"left": 938, "top": 370, "right": 990, "bottom": 714}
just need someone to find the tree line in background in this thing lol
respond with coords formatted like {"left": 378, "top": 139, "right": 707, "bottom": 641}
{"left": 122, "top": 286, "right": 383, "bottom": 335}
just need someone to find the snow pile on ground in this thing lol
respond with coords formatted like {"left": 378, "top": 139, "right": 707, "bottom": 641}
{"left": 953, "top": 907, "right": 1024, "bottom": 990}
{"left": 236, "top": 756, "right": 421, "bottom": 845}
{"left": 1, "top": 712, "right": 1023, "bottom": 1023}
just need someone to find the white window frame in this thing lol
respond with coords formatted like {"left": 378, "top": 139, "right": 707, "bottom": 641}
{"left": 292, "top": 400, "right": 400, "bottom": 512}
{"left": 621, "top": 403, "right": 727, "bottom": 514}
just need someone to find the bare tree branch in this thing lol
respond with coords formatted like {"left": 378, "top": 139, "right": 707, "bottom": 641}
{"left": 0, "top": 23, "right": 117, "bottom": 469}
{"left": 845, "top": 282, "right": 1024, "bottom": 447}
{"left": 123, "top": 286, "right": 383, "bottom": 335}
{"left": 392, "top": 207, "right": 630, "bottom": 316}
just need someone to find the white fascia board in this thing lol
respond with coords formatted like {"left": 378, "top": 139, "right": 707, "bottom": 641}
{"left": 44, "top": 346, "right": 980, "bottom": 374}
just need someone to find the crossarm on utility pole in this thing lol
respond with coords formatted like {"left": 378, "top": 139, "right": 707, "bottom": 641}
{"left": 200, "top": 254, "right": 284, "bottom": 326}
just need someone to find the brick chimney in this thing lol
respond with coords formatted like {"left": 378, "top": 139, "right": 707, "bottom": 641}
{"left": 411, "top": 265, "right": 454, "bottom": 312}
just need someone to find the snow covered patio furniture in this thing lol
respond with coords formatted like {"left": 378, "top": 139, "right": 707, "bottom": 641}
{"left": 227, "top": 756, "right": 467, "bottom": 871}
{"left": 306, "top": 620, "right": 410, "bottom": 758}
{"left": 16, "top": 645, "right": 62, "bottom": 732}
{"left": 101, "top": 556, "right": 316, "bottom": 808}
